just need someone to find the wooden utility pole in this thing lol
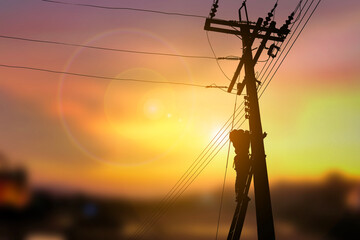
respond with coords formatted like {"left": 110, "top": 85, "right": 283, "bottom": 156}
{"left": 242, "top": 18, "right": 275, "bottom": 239}
{"left": 205, "top": 2, "right": 291, "bottom": 239}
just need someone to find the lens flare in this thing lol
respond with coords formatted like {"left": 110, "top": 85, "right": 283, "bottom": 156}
{"left": 57, "top": 28, "right": 196, "bottom": 166}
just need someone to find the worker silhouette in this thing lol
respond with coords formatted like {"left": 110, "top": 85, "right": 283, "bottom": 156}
{"left": 229, "top": 129, "right": 251, "bottom": 202}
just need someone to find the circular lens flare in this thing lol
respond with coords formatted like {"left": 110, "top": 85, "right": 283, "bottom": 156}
{"left": 144, "top": 98, "right": 164, "bottom": 120}
{"left": 58, "top": 28, "right": 196, "bottom": 166}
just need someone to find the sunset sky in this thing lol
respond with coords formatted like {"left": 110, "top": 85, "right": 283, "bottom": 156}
{"left": 0, "top": 0, "right": 359, "bottom": 199}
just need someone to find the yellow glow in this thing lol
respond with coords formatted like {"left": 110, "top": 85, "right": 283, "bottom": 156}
{"left": 143, "top": 98, "right": 164, "bottom": 120}
{"left": 1, "top": 3, "right": 359, "bottom": 199}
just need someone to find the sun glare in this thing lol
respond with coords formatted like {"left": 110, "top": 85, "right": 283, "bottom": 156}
{"left": 144, "top": 98, "right": 164, "bottom": 120}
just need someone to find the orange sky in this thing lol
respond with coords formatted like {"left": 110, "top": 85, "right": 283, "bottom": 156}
{"left": 0, "top": 0, "right": 359, "bottom": 198}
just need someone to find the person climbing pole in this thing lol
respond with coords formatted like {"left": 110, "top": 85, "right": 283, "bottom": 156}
{"left": 229, "top": 129, "right": 251, "bottom": 202}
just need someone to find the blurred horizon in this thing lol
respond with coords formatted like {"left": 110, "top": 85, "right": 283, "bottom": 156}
{"left": 1, "top": 165, "right": 359, "bottom": 240}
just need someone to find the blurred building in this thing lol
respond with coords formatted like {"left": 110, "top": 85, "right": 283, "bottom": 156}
{"left": 0, "top": 167, "right": 133, "bottom": 240}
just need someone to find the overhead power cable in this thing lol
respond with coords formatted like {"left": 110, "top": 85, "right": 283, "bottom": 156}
{"left": 206, "top": 31, "right": 232, "bottom": 81}
{"left": 0, "top": 1, "right": 318, "bottom": 237}
{"left": 256, "top": 0, "right": 310, "bottom": 83}
{"left": 131, "top": 102, "right": 246, "bottom": 239}
{"left": 0, "top": 35, "right": 220, "bottom": 60}
{"left": 132, "top": 112, "right": 248, "bottom": 240}
{"left": 132, "top": 82, "right": 245, "bottom": 239}
{"left": 0, "top": 64, "right": 210, "bottom": 88}
{"left": 134, "top": 111, "right": 248, "bottom": 240}
{"left": 132, "top": 0, "right": 322, "bottom": 237}
{"left": 12, "top": 0, "right": 318, "bottom": 238}
{"left": 256, "top": 0, "right": 306, "bottom": 80}
{"left": 132, "top": 1, "right": 304, "bottom": 233}
{"left": 259, "top": 0, "right": 322, "bottom": 97}
{"left": 258, "top": 0, "right": 316, "bottom": 92}
{"left": 215, "top": 90, "right": 238, "bottom": 240}
{"left": 41, "top": 0, "right": 207, "bottom": 19}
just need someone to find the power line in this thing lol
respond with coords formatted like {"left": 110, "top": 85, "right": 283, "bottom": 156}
{"left": 256, "top": 0, "right": 311, "bottom": 86}
{"left": 131, "top": 103, "right": 246, "bottom": 239}
{"left": 0, "top": 35, "right": 218, "bottom": 60}
{"left": 0, "top": 1, "right": 317, "bottom": 238}
{"left": 215, "top": 92, "right": 238, "bottom": 240}
{"left": 33, "top": 0, "right": 319, "bottom": 237}
{"left": 206, "top": 31, "right": 232, "bottom": 81}
{"left": 0, "top": 60, "right": 245, "bottom": 240}
{"left": 135, "top": 35, "right": 308, "bottom": 234}
{"left": 133, "top": 115, "right": 248, "bottom": 240}
{"left": 132, "top": 1, "right": 322, "bottom": 236}
{"left": 133, "top": 9, "right": 300, "bottom": 235}
{"left": 41, "top": 0, "right": 206, "bottom": 19}
{"left": 131, "top": 70, "right": 246, "bottom": 238}
{"left": 256, "top": 0, "right": 306, "bottom": 80}
{"left": 293, "top": 0, "right": 305, "bottom": 24}
{"left": 258, "top": 0, "right": 316, "bottom": 92}
{"left": 0, "top": 64, "right": 209, "bottom": 88}
{"left": 259, "top": 0, "right": 322, "bottom": 97}
{"left": 131, "top": 107, "right": 242, "bottom": 238}
{"left": 131, "top": 85, "right": 247, "bottom": 238}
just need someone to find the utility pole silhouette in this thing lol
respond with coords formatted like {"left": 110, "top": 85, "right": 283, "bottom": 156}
{"left": 205, "top": 1, "right": 293, "bottom": 239}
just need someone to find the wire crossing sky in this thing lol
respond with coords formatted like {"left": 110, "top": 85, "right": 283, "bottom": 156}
{"left": 0, "top": 0, "right": 359, "bottom": 204}
{"left": 41, "top": 0, "right": 207, "bottom": 18}
{"left": 0, "top": 64, "right": 211, "bottom": 88}
{"left": 0, "top": 2, "right": 358, "bottom": 240}
{"left": 0, "top": 35, "right": 219, "bottom": 60}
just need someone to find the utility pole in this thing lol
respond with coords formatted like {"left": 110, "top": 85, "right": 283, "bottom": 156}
{"left": 205, "top": 1, "right": 293, "bottom": 239}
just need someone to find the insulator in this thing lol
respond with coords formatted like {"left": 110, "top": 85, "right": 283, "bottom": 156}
{"left": 245, "top": 107, "right": 250, "bottom": 113}
{"left": 245, "top": 114, "right": 250, "bottom": 119}
{"left": 244, "top": 96, "right": 249, "bottom": 101}
{"left": 264, "top": 2, "right": 278, "bottom": 27}
{"left": 286, "top": 13, "right": 294, "bottom": 25}
{"left": 209, "top": 3, "right": 219, "bottom": 19}
{"left": 278, "top": 12, "right": 295, "bottom": 37}
{"left": 263, "top": 13, "right": 273, "bottom": 27}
